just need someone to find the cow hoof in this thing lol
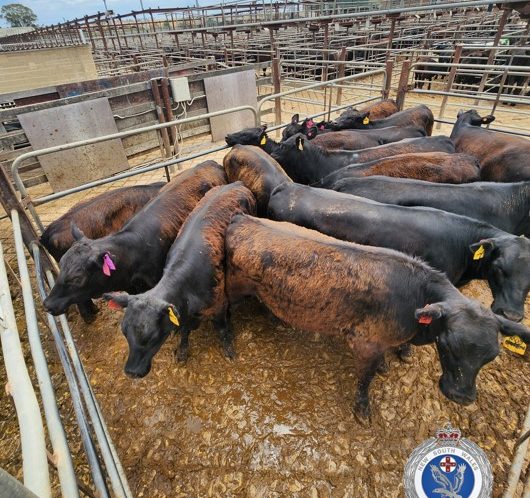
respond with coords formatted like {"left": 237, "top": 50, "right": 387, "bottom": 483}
{"left": 353, "top": 404, "right": 371, "bottom": 426}
{"left": 376, "top": 359, "right": 389, "bottom": 374}
{"left": 79, "top": 309, "right": 98, "bottom": 324}
{"left": 223, "top": 344, "right": 236, "bottom": 360}
{"left": 396, "top": 344, "right": 413, "bottom": 363}
{"left": 175, "top": 348, "right": 189, "bottom": 363}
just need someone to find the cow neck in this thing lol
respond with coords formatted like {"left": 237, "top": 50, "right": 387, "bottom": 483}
{"left": 449, "top": 117, "right": 474, "bottom": 140}
{"left": 104, "top": 230, "right": 153, "bottom": 270}
{"left": 312, "top": 144, "right": 358, "bottom": 169}
{"left": 261, "top": 138, "right": 281, "bottom": 155}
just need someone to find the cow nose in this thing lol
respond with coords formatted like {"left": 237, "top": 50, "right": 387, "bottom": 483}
{"left": 501, "top": 309, "right": 523, "bottom": 322}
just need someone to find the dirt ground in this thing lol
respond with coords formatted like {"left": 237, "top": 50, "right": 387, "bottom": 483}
{"left": 1, "top": 76, "right": 530, "bottom": 497}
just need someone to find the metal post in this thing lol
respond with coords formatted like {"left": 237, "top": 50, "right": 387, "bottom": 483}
{"left": 396, "top": 59, "right": 411, "bottom": 110}
{"left": 383, "top": 58, "right": 394, "bottom": 100}
{"left": 149, "top": 11, "right": 160, "bottom": 48}
{"left": 504, "top": 400, "right": 530, "bottom": 497}
{"left": 385, "top": 14, "right": 397, "bottom": 63}
{"left": 336, "top": 47, "right": 347, "bottom": 105}
{"left": 150, "top": 80, "right": 174, "bottom": 170}
{"left": 84, "top": 16, "right": 95, "bottom": 51}
{"left": 476, "top": 8, "right": 510, "bottom": 99}
{"left": 272, "top": 58, "right": 282, "bottom": 127}
{"left": 437, "top": 44, "right": 463, "bottom": 129}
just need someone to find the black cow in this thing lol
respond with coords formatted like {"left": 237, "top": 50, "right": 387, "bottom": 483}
{"left": 268, "top": 182, "right": 530, "bottom": 321}
{"left": 327, "top": 176, "right": 530, "bottom": 236}
{"left": 104, "top": 183, "right": 256, "bottom": 376}
{"left": 271, "top": 134, "right": 455, "bottom": 184}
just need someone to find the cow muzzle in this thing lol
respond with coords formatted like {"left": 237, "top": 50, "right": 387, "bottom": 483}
{"left": 439, "top": 377, "right": 476, "bottom": 406}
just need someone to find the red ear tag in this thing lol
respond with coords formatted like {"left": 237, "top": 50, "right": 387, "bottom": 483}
{"left": 108, "top": 299, "right": 122, "bottom": 310}
{"left": 418, "top": 315, "right": 432, "bottom": 324}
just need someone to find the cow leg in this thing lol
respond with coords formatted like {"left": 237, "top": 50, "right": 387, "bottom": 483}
{"left": 176, "top": 327, "right": 191, "bottom": 363}
{"left": 78, "top": 299, "right": 98, "bottom": 323}
{"left": 346, "top": 333, "right": 384, "bottom": 420}
{"left": 396, "top": 343, "right": 413, "bottom": 362}
{"left": 213, "top": 307, "right": 235, "bottom": 360}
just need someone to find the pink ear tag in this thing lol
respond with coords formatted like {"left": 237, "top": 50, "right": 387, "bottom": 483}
{"left": 306, "top": 119, "right": 315, "bottom": 128}
{"left": 319, "top": 125, "right": 325, "bottom": 130}
{"left": 102, "top": 253, "right": 116, "bottom": 277}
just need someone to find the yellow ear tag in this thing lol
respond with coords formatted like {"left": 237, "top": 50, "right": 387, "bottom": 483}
{"left": 168, "top": 307, "right": 179, "bottom": 326}
{"left": 363, "top": 117, "right": 370, "bottom": 125}
{"left": 473, "top": 245, "right": 485, "bottom": 260}
{"left": 297, "top": 140, "right": 304, "bottom": 151}
{"left": 260, "top": 136, "right": 267, "bottom": 145}
{"left": 502, "top": 335, "right": 527, "bottom": 356}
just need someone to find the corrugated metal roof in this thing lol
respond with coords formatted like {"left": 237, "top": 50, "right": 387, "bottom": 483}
{"left": 0, "top": 27, "right": 35, "bottom": 39}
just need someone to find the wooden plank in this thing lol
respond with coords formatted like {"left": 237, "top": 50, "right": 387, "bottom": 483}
{"left": 18, "top": 97, "right": 130, "bottom": 192}
{"left": 204, "top": 70, "right": 257, "bottom": 142}
{"left": 0, "top": 129, "right": 28, "bottom": 149}
{"left": 22, "top": 173, "right": 48, "bottom": 188}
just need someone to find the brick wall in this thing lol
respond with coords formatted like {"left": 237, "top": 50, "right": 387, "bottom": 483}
{"left": 0, "top": 45, "right": 98, "bottom": 95}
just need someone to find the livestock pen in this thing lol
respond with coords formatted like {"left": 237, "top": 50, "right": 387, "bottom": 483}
{"left": 1, "top": 0, "right": 530, "bottom": 497}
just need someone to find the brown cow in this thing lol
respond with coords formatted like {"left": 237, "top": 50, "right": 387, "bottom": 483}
{"left": 43, "top": 161, "right": 226, "bottom": 319}
{"left": 451, "top": 109, "right": 530, "bottom": 182}
{"left": 223, "top": 145, "right": 292, "bottom": 215}
{"left": 316, "top": 152, "right": 480, "bottom": 187}
{"left": 225, "top": 215, "right": 529, "bottom": 418}
{"left": 104, "top": 183, "right": 257, "bottom": 375}
{"left": 357, "top": 98, "right": 399, "bottom": 120}
{"left": 41, "top": 183, "right": 165, "bottom": 262}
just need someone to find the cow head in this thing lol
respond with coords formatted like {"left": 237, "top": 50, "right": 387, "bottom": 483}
{"left": 456, "top": 109, "right": 495, "bottom": 127}
{"left": 103, "top": 292, "right": 180, "bottom": 378}
{"left": 329, "top": 107, "right": 370, "bottom": 130}
{"left": 469, "top": 235, "right": 530, "bottom": 322}
{"left": 415, "top": 299, "right": 529, "bottom": 405}
{"left": 225, "top": 125, "right": 268, "bottom": 147}
{"left": 281, "top": 114, "right": 303, "bottom": 141}
{"left": 43, "top": 224, "right": 115, "bottom": 315}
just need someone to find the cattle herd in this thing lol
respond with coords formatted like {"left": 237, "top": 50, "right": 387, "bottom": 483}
{"left": 40, "top": 99, "right": 530, "bottom": 421}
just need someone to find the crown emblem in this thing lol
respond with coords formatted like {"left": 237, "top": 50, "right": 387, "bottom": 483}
{"left": 435, "top": 423, "right": 462, "bottom": 446}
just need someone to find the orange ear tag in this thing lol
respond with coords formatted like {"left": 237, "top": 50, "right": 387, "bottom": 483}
{"left": 418, "top": 315, "right": 432, "bottom": 325}
{"left": 108, "top": 299, "right": 122, "bottom": 310}
{"left": 168, "top": 307, "right": 180, "bottom": 326}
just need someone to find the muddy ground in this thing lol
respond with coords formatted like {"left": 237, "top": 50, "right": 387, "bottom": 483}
{"left": 1, "top": 79, "right": 529, "bottom": 497}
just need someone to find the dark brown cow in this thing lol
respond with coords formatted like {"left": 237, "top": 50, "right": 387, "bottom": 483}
{"left": 104, "top": 183, "right": 257, "bottom": 375}
{"left": 225, "top": 215, "right": 529, "bottom": 418}
{"left": 41, "top": 182, "right": 164, "bottom": 321}
{"left": 43, "top": 161, "right": 227, "bottom": 318}
{"left": 329, "top": 104, "right": 434, "bottom": 136}
{"left": 223, "top": 145, "right": 292, "bottom": 215}
{"left": 355, "top": 98, "right": 399, "bottom": 120}
{"left": 316, "top": 152, "right": 480, "bottom": 187}
{"left": 41, "top": 183, "right": 165, "bottom": 262}
{"left": 451, "top": 109, "right": 530, "bottom": 182}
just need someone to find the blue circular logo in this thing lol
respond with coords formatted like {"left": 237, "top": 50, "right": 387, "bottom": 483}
{"left": 421, "top": 454, "right": 476, "bottom": 497}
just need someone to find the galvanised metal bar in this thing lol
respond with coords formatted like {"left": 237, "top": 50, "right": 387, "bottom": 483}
{"left": 11, "top": 105, "right": 258, "bottom": 232}
{"left": 31, "top": 243, "right": 110, "bottom": 498}
{"left": 0, "top": 242, "right": 51, "bottom": 498}
{"left": 11, "top": 211, "right": 80, "bottom": 498}
{"left": 504, "top": 400, "right": 530, "bottom": 497}
{"left": 44, "top": 270, "right": 134, "bottom": 498}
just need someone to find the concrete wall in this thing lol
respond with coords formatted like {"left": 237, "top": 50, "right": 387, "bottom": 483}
{"left": 0, "top": 45, "right": 97, "bottom": 95}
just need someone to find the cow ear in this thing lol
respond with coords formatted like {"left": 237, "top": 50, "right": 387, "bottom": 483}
{"left": 103, "top": 292, "right": 130, "bottom": 309}
{"left": 291, "top": 114, "right": 299, "bottom": 124}
{"left": 415, "top": 303, "right": 447, "bottom": 324}
{"left": 497, "top": 314, "right": 530, "bottom": 343}
{"left": 260, "top": 124, "right": 268, "bottom": 131}
{"left": 296, "top": 135, "right": 305, "bottom": 151}
{"left": 469, "top": 239, "right": 495, "bottom": 260}
{"left": 306, "top": 126, "right": 318, "bottom": 139}
{"left": 71, "top": 223, "right": 86, "bottom": 242}
{"left": 481, "top": 115, "right": 495, "bottom": 124}
{"left": 457, "top": 109, "right": 464, "bottom": 118}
